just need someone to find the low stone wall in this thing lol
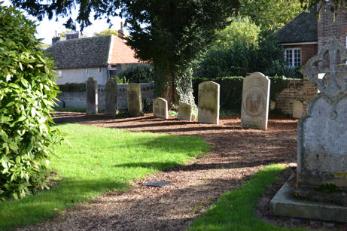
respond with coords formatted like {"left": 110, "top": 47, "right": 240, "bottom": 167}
{"left": 275, "top": 79, "right": 317, "bottom": 116}
{"left": 57, "top": 83, "right": 154, "bottom": 112}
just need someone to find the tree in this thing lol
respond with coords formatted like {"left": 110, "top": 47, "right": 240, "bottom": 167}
{"left": 95, "top": 29, "right": 118, "bottom": 37}
{"left": 10, "top": 0, "right": 240, "bottom": 106}
{"left": 0, "top": 5, "right": 59, "bottom": 199}
{"left": 194, "top": 17, "right": 261, "bottom": 77}
{"left": 239, "top": 0, "right": 303, "bottom": 31}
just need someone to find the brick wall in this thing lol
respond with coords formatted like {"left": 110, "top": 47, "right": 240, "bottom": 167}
{"left": 275, "top": 79, "right": 317, "bottom": 116}
{"left": 318, "top": 2, "right": 347, "bottom": 51}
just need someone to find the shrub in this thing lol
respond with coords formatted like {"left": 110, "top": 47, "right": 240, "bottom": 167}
{"left": 117, "top": 65, "right": 154, "bottom": 83}
{"left": 0, "top": 6, "right": 59, "bottom": 199}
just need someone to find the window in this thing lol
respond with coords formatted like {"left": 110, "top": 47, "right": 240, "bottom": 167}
{"left": 285, "top": 48, "right": 301, "bottom": 68}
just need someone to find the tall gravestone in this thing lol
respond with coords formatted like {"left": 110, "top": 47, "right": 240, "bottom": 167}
{"left": 105, "top": 78, "right": 117, "bottom": 116}
{"left": 198, "top": 81, "right": 220, "bottom": 125}
{"left": 153, "top": 98, "right": 169, "bottom": 119}
{"left": 298, "top": 38, "right": 347, "bottom": 188}
{"left": 241, "top": 72, "right": 270, "bottom": 130}
{"left": 271, "top": 38, "right": 347, "bottom": 223}
{"left": 127, "top": 83, "right": 143, "bottom": 117}
{"left": 86, "top": 77, "right": 98, "bottom": 114}
{"left": 177, "top": 102, "right": 193, "bottom": 121}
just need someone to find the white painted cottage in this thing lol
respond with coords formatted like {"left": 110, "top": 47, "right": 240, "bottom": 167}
{"left": 46, "top": 34, "right": 141, "bottom": 85}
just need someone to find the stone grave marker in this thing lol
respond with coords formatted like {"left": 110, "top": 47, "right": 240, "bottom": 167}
{"left": 241, "top": 72, "right": 270, "bottom": 130}
{"left": 105, "top": 78, "right": 117, "bottom": 116}
{"left": 177, "top": 102, "right": 193, "bottom": 121}
{"left": 127, "top": 83, "right": 143, "bottom": 117}
{"left": 153, "top": 97, "right": 168, "bottom": 119}
{"left": 198, "top": 81, "right": 220, "bottom": 124}
{"left": 271, "top": 37, "right": 347, "bottom": 223}
{"left": 86, "top": 77, "right": 98, "bottom": 114}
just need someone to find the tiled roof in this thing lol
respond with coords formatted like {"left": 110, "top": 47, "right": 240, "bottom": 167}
{"left": 46, "top": 35, "right": 140, "bottom": 69}
{"left": 277, "top": 7, "right": 318, "bottom": 44}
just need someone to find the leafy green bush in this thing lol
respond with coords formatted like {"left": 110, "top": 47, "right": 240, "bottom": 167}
{"left": 0, "top": 6, "right": 59, "bottom": 199}
{"left": 118, "top": 65, "right": 153, "bottom": 83}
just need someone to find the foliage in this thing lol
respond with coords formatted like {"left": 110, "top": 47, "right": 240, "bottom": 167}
{"left": 0, "top": 6, "right": 59, "bottom": 199}
{"left": 117, "top": 65, "right": 154, "bottom": 83}
{"left": 58, "top": 83, "right": 86, "bottom": 92}
{"left": 189, "top": 165, "right": 305, "bottom": 231}
{"left": 95, "top": 29, "right": 118, "bottom": 37}
{"left": 193, "top": 76, "right": 298, "bottom": 113}
{"left": 239, "top": 0, "right": 304, "bottom": 31}
{"left": 0, "top": 124, "right": 209, "bottom": 230}
{"left": 194, "top": 17, "right": 260, "bottom": 78}
{"left": 194, "top": 18, "right": 302, "bottom": 79}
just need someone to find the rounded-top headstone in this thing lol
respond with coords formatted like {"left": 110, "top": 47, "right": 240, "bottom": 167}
{"left": 241, "top": 72, "right": 270, "bottom": 130}
{"left": 153, "top": 97, "right": 168, "bottom": 119}
{"left": 198, "top": 81, "right": 220, "bottom": 125}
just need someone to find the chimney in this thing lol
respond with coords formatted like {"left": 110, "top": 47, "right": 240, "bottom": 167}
{"left": 118, "top": 22, "right": 125, "bottom": 39}
{"left": 66, "top": 32, "right": 80, "bottom": 40}
{"left": 52, "top": 36, "right": 60, "bottom": 45}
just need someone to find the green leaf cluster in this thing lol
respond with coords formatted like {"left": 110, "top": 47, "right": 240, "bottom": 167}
{"left": 0, "top": 6, "right": 59, "bottom": 199}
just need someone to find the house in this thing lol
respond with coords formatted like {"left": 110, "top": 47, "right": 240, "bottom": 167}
{"left": 46, "top": 33, "right": 141, "bottom": 85}
{"left": 277, "top": 1, "right": 347, "bottom": 68}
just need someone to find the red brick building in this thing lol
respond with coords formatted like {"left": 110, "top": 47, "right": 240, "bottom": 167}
{"left": 278, "top": 1, "right": 347, "bottom": 68}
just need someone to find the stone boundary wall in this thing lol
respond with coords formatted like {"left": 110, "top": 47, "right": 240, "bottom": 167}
{"left": 275, "top": 80, "right": 317, "bottom": 116}
{"left": 57, "top": 83, "right": 154, "bottom": 112}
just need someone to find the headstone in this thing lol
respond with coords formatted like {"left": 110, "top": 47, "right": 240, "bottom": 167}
{"left": 198, "top": 81, "right": 220, "bottom": 124}
{"left": 270, "top": 38, "right": 347, "bottom": 223}
{"left": 241, "top": 72, "right": 270, "bottom": 130}
{"left": 177, "top": 102, "right": 193, "bottom": 121}
{"left": 292, "top": 100, "right": 304, "bottom": 119}
{"left": 153, "top": 98, "right": 169, "bottom": 119}
{"left": 298, "top": 38, "right": 347, "bottom": 188}
{"left": 105, "top": 78, "right": 117, "bottom": 116}
{"left": 86, "top": 77, "right": 98, "bottom": 114}
{"left": 127, "top": 83, "right": 143, "bottom": 117}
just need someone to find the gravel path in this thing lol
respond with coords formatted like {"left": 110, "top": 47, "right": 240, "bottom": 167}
{"left": 19, "top": 113, "right": 297, "bottom": 231}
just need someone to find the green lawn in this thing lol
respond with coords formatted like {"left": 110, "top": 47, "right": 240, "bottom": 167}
{"left": 0, "top": 124, "right": 209, "bottom": 230}
{"left": 189, "top": 164, "right": 305, "bottom": 231}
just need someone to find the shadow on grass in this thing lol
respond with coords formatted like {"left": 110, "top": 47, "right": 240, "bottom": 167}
{"left": 0, "top": 178, "right": 128, "bottom": 231}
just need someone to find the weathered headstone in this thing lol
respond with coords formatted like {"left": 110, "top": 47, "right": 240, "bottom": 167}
{"left": 292, "top": 100, "right": 304, "bottom": 119}
{"left": 298, "top": 38, "right": 347, "bottom": 188}
{"left": 105, "top": 78, "right": 117, "bottom": 116}
{"left": 127, "top": 83, "right": 143, "bottom": 117}
{"left": 153, "top": 98, "right": 169, "bottom": 119}
{"left": 198, "top": 81, "right": 220, "bottom": 124}
{"left": 86, "top": 77, "right": 98, "bottom": 114}
{"left": 271, "top": 38, "right": 347, "bottom": 223}
{"left": 177, "top": 102, "right": 193, "bottom": 121}
{"left": 241, "top": 72, "right": 270, "bottom": 130}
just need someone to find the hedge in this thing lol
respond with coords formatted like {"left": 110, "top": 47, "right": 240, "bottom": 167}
{"left": 193, "top": 75, "right": 301, "bottom": 113}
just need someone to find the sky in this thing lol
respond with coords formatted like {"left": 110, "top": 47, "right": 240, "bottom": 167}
{"left": 3, "top": 0, "right": 123, "bottom": 44}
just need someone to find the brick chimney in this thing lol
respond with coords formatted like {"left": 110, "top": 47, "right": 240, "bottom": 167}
{"left": 118, "top": 22, "right": 125, "bottom": 39}
{"left": 318, "top": 0, "right": 347, "bottom": 52}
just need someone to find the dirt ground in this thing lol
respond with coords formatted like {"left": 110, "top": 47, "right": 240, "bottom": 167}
{"left": 20, "top": 113, "right": 298, "bottom": 231}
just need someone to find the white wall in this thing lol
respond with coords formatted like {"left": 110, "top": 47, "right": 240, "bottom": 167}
{"left": 56, "top": 67, "right": 108, "bottom": 85}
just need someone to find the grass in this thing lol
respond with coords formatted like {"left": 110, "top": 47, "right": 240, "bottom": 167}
{"left": 0, "top": 124, "right": 209, "bottom": 230}
{"left": 189, "top": 164, "right": 305, "bottom": 231}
